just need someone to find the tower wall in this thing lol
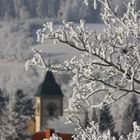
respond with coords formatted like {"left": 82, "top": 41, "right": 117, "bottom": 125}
{"left": 35, "top": 97, "right": 41, "bottom": 132}
{"left": 35, "top": 71, "right": 64, "bottom": 131}
{"left": 41, "top": 96, "right": 63, "bottom": 129}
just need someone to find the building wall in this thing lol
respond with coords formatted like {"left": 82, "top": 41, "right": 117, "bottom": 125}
{"left": 41, "top": 96, "right": 63, "bottom": 129}
{"left": 35, "top": 96, "right": 63, "bottom": 132}
{"left": 26, "top": 118, "right": 35, "bottom": 135}
{"left": 35, "top": 97, "right": 41, "bottom": 132}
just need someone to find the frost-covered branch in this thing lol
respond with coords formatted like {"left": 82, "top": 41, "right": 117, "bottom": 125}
{"left": 26, "top": 0, "right": 140, "bottom": 138}
{"left": 25, "top": 48, "right": 47, "bottom": 71}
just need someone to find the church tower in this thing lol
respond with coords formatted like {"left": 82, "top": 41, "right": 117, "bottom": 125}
{"left": 35, "top": 71, "right": 63, "bottom": 132}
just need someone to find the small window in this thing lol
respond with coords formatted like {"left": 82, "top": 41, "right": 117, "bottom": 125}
{"left": 47, "top": 103, "right": 57, "bottom": 117}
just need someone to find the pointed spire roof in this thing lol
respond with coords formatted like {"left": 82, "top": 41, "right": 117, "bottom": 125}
{"left": 36, "top": 71, "right": 63, "bottom": 97}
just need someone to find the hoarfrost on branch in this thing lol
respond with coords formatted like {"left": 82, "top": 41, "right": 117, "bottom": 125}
{"left": 26, "top": 0, "right": 140, "bottom": 139}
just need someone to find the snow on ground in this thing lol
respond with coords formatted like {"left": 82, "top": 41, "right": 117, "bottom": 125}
{"left": 0, "top": 61, "right": 42, "bottom": 97}
{"left": 0, "top": 61, "right": 23, "bottom": 74}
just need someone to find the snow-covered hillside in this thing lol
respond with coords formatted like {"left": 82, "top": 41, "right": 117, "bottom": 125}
{"left": 0, "top": 20, "right": 104, "bottom": 96}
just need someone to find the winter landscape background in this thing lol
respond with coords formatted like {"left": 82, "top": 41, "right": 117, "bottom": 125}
{"left": 1, "top": 0, "right": 139, "bottom": 95}
{"left": 1, "top": 0, "right": 140, "bottom": 138}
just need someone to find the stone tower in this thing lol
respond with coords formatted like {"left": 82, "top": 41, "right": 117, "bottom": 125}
{"left": 35, "top": 71, "right": 63, "bottom": 132}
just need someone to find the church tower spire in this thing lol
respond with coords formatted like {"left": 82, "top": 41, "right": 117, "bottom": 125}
{"left": 35, "top": 71, "right": 63, "bottom": 132}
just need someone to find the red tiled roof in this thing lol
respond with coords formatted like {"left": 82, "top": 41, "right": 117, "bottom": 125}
{"left": 32, "top": 129, "right": 73, "bottom": 140}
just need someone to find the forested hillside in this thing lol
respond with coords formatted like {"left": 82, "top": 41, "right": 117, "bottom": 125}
{"left": 0, "top": 0, "right": 100, "bottom": 22}
{"left": 0, "top": 0, "right": 139, "bottom": 22}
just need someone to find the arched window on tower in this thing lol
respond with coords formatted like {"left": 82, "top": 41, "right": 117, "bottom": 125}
{"left": 47, "top": 103, "right": 57, "bottom": 117}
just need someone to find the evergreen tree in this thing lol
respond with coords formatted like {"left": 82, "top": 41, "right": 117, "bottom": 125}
{"left": 83, "top": 109, "right": 90, "bottom": 128}
{"left": 0, "top": 89, "right": 7, "bottom": 111}
{"left": 122, "top": 94, "right": 140, "bottom": 136}
{"left": 0, "top": 89, "right": 7, "bottom": 126}
{"left": 0, "top": 89, "right": 34, "bottom": 140}
{"left": 91, "top": 108, "right": 98, "bottom": 123}
{"left": 14, "top": 89, "right": 34, "bottom": 117}
{"left": 99, "top": 103, "right": 115, "bottom": 135}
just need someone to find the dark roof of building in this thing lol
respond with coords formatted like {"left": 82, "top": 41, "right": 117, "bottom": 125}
{"left": 36, "top": 71, "right": 63, "bottom": 97}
